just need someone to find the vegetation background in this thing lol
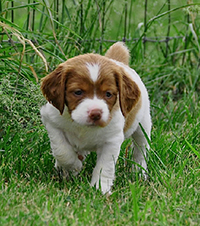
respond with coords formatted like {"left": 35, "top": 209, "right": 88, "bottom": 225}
{"left": 0, "top": 0, "right": 200, "bottom": 225}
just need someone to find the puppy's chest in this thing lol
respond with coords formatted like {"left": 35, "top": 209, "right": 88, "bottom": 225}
{"left": 63, "top": 127, "right": 106, "bottom": 151}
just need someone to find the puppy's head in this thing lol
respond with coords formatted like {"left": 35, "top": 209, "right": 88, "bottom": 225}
{"left": 41, "top": 54, "right": 140, "bottom": 127}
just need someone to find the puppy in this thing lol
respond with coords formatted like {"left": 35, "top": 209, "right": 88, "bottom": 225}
{"left": 40, "top": 42, "right": 151, "bottom": 194}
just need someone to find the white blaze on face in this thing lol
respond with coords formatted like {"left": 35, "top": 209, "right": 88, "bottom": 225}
{"left": 71, "top": 96, "right": 110, "bottom": 126}
{"left": 86, "top": 63, "right": 100, "bottom": 82}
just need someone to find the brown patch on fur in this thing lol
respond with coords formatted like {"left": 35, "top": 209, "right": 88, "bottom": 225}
{"left": 115, "top": 68, "right": 141, "bottom": 117}
{"left": 105, "top": 42, "right": 130, "bottom": 65}
{"left": 124, "top": 97, "right": 142, "bottom": 133}
{"left": 78, "top": 154, "right": 84, "bottom": 161}
{"left": 41, "top": 65, "right": 67, "bottom": 114}
{"left": 65, "top": 70, "right": 94, "bottom": 113}
{"left": 95, "top": 62, "right": 118, "bottom": 112}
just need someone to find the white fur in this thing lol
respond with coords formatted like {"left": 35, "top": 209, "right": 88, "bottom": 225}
{"left": 41, "top": 57, "right": 151, "bottom": 194}
{"left": 86, "top": 63, "right": 99, "bottom": 82}
{"left": 71, "top": 96, "right": 109, "bottom": 126}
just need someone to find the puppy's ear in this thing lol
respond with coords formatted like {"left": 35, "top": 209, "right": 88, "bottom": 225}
{"left": 115, "top": 69, "right": 141, "bottom": 117}
{"left": 41, "top": 65, "right": 68, "bottom": 114}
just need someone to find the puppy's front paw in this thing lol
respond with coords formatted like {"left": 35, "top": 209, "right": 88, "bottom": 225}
{"left": 71, "top": 158, "right": 82, "bottom": 176}
{"left": 55, "top": 158, "right": 82, "bottom": 178}
{"left": 55, "top": 161, "right": 69, "bottom": 179}
{"left": 91, "top": 174, "right": 113, "bottom": 195}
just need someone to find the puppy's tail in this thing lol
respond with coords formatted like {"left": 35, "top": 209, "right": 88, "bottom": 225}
{"left": 105, "top": 42, "right": 130, "bottom": 65}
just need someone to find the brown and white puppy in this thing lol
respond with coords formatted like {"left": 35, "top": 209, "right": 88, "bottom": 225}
{"left": 40, "top": 42, "right": 151, "bottom": 194}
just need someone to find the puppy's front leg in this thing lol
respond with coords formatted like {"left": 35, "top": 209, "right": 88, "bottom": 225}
{"left": 45, "top": 122, "right": 82, "bottom": 176}
{"left": 91, "top": 137, "right": 123, "bottom": 194}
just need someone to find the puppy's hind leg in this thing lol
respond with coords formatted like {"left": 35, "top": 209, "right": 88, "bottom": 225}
{"left": 131, "top": 121, "right": 151, "bottom": 180}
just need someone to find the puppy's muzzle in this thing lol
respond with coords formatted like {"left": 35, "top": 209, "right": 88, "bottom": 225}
{"left": 88, "top": 109, "right": 103, "bottom": 123}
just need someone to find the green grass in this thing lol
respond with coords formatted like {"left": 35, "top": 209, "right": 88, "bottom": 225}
{"left": 0, "top": 0, "right": 200, "bottom": 225}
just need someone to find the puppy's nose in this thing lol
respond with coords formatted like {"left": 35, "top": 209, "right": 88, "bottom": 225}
{"left": 89, "top": 109, "right": 102, "bottom": 121}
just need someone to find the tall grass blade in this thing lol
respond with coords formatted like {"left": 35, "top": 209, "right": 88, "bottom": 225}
{"left": 130, "top": 183, "right": 139, "bottom": 222}
{"left": 185, "top": 140, "right": 200, "bottom": 159}
{"left": 1, "top": 2, "right": 40, "bottom": 12}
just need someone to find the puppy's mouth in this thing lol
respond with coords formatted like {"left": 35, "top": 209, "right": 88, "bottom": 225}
{"left": 87, "top": 119, "right": 107, "bottom": 127}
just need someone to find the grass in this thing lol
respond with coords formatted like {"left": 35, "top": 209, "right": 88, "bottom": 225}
{"left": 0, "top": 0, "right": 200, "bottom": 225}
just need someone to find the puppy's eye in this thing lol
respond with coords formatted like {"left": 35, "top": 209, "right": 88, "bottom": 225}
{"left": 105, "top": 91, "right": 112, "bottom": 98}
{"left": 74, "top": 89, "right": 83, "bottom": 97}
